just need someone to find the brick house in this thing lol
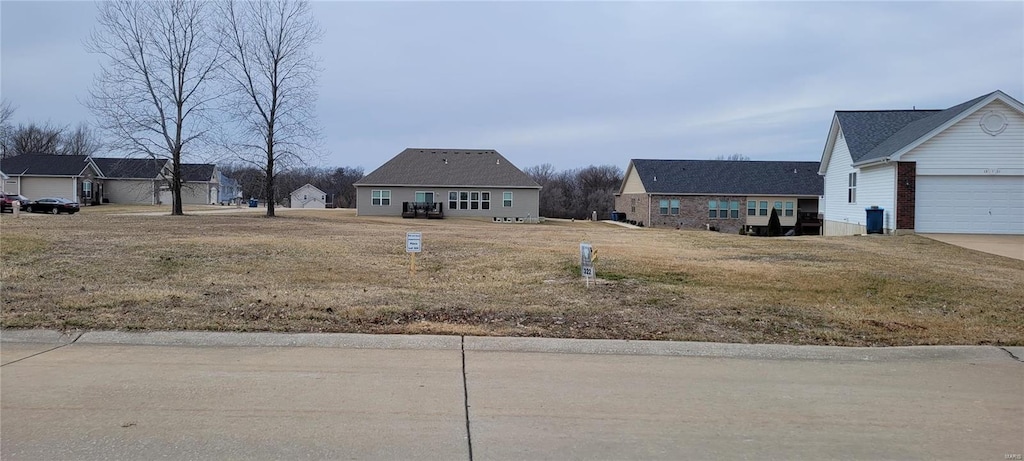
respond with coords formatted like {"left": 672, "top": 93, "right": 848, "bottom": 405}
{"left": 614, "top": 159, "right": 823, "bottom": 234}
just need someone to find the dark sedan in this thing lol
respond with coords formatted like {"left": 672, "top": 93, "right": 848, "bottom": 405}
{"left": 26, "top": 197, "right": 80, "bottom": 215}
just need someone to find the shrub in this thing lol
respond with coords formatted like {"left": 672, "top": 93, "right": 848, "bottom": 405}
{"left": 767, "top": 207, "right": 782, "bottom": 236}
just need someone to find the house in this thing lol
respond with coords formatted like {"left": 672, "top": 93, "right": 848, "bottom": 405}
{"left": 0, "top": 170, "right": 8, "bottom": 194}
{"left": 290, "top": 183, "right": 326, "bottom": 208}
{"left": 354, "top": 148, "right": 542, "bottom": 221}
{"left": 93, "top": 157, "right": 169, "bottom": 205}
{"left": 819, "top": 90, "right": 1023, "bottom": 235}
{"left": 174, "top": 163, "right": 220, "bottom": 205}
{"left": 217, "top": 171, "right": 241, "bottom": 205}
{"left": 614, "top": 159, "right": 824, "bottom": 234}
{"left": 0, "top": 154, "right": 103, "bottom": 205}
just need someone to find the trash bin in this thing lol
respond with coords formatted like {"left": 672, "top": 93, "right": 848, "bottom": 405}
{"left": 610, "top": 211, "right": 622, "bottom": 221}
{"left": 249, "top": 198, "right": 258, "bottom": 208}
{"left": 865, "top": 206, "right": 884, "bottom": 234}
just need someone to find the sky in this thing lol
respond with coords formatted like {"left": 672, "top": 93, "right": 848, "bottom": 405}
{"left": 2, "top": 1, "right": 1022, "bottom": 174}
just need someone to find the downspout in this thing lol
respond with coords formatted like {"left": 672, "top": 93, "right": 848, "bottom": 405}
{"left": 891, "top": 163, "right": 898, "bottom": 236}
{"left": 647, "top": 193, "right": 652, "bottom": 227}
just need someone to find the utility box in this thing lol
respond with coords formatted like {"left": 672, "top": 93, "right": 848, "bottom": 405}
{"left": 865, "top": 206, "right": 884, "bottom": 234}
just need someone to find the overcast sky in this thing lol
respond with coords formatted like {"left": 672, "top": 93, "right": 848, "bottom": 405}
{"left": 2, "top": 1, "right": 1022, "bottom": 173}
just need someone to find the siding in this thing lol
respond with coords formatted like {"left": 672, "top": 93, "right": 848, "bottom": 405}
{"left": 823, "top": 132, "right": 896, "bottom": 234}
{"left": 19, "top": 177, "right": 75, "bottom": 201}
{"left": 181, "top": 182, "right": 215, "bottom": 205}
{"left": 291, "top": 185, "right": 326, "bottom": 208}
{"left": 356, "top": 186, "right": 540, "bottom": 219}
{"left": 105, "top": 180, "right": 157, "bottom": 204}
{"left": 745, "top": 196, "right": 804, "bottom": 227}
{"left": 902, "top": 100, "right": 1024, "bottom": 175}
{"left": 620, "top": 165, "right": 646, "bottom": 194}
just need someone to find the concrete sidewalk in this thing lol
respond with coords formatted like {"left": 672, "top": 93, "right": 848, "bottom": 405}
{"left": 2, "top": 330, "right": 1022, "bottom": 460}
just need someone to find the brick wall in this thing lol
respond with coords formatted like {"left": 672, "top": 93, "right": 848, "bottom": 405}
{"left": 896, "top": 162, "right": 916, "bottom": 230}
{"left": 615, "top": 193, "right": 651, "bottom": 225}
{"left": 647, "top": 195, "right": 746, "bottom": 233}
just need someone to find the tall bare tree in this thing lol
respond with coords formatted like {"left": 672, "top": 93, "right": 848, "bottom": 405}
{"left": 62, "top": 123, "right": 104, "bottom": 156}
{"left": 0, "top": 100, "right": 14, "bottom": 157}
{"left": 87, "top": 0, "right": 221, "bottom": 215}
{"left": 8, "top": 122, "right": 66, "bottom": 156}
{"left": 219, "top": 0, "right": 322, "bottom": 217}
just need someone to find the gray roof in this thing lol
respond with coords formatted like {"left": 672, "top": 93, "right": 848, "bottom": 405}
{"left": 181, "top": 163, "right": 216, "bottom": 182}
{"left": 836, "top": 91, "right": 1001, "bottom": 164}
{"left": 93, "top": 157, "right": 168, "bottom": 179}
{"left": 355, "top": 148, "right": 541, "bottom": 188}
{"left": 628, "top": 159, "right": 823, "bottom": 196}
{"left": 0, "top": 154, "right": 93, "bottom": 176}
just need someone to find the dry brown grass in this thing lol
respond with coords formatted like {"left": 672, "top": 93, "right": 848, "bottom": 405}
{"left": 2, "top": 206, "right": 1022, "bottom": 345}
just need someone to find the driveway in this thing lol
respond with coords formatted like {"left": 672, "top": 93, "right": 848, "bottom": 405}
{"left": 921, "top": 233, "right": 1024, "bottom": 260}
{"left": 2, "top": 330, "right": 1022, "bottom": 460}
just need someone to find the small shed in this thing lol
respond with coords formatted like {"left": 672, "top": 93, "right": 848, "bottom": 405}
{"left": 290, "top": 183, "right": 327, "bottom": 209}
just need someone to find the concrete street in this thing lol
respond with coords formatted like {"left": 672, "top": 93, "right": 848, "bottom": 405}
{"left": 2, "top": 331, "right": 1022, "bottom": 460}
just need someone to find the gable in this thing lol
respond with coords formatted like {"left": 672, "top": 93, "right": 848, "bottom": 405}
{"left": 292, "top": 184, "right": 325, "bottom": 196}
{"left": 619, "top": 161, "right": 646, "bottom": 194}
{"left": 901, "top": 99, "right": 1024, "bottom": 171}
{"left": 355, "top": 148, "right": 541, "bottom": 188}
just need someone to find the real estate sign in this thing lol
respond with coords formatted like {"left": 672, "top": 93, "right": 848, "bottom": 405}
{"left": 580, "top": 242, "right": 595, "bottom": 279}
{"left": 406, "top": 232, "right": 422, "bottom": 253}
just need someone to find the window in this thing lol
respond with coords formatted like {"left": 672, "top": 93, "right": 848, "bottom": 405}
{"left": 371, "top": 190, "right": 391, "bottom": 206}
{"left": 730, "top": 201, "right": 739, "bottom": 219}
{"left": 460, "top": 191, "right": 469, "bottom": 210}
{"left": 785, "top": 201, "right": 794, "bottom": 217}
{"left": 630, "top": 198, "right": 636, "bottom": 213}
{"left": 670, "top": 199, "right": 679, "bottom": 215}
{"left": 481, "top": 192, "right": 490, "bottom": 210}
{"left": 449, "top": 191, "right": 458, "bottom": 210}
{"left": 709, "top": 200, "right": 718, "bottom": 218}
{"left": 759, "top": 201, "right": 768, "bottom": 216}
{"left": 470, "top": 191, "right": 480, "bottom": 209}
{"left": 415, "top": 191, "right": 434, "bottom": 203}
{"left": 502, "top": 191, "right": 513, "bottom": 207}
{"left": 848, "top": 172, "right": 857, "bottom": 203}
{"left": 83, "top": 180, "right": 93, "bottom": 200}
{"left": 747, "top": 200, "right": 756, "bottom": 216}
{"left": 659, "top": 199, "right": 669, "bottom": 215}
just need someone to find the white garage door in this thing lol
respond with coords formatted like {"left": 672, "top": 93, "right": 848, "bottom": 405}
{"left": 916, "top": 176, "right": 1024, "bottom": 234}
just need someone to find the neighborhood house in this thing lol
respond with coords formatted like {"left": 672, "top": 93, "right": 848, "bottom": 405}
{"left": 354, "top": 148, "right": 541, "bottom": 222}
{"left": 615, "top": 159, "right": 824, "bottom": 234}
{"left": 290, "top": 183, "right": 327, "bottom": 209}
{"left": 819, "top": 90, "right": 1023, "bottom": 235}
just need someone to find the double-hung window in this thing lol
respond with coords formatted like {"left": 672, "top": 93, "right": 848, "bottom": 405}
{"left": 785, "top": 201, "right": 794, "bottom": 217}
{"left": 460, "top": 191, "right": 469, "bottom": 210}
{"left": 670, "top": 199, "right": 679, "bottom": 214}
{"left": 371, "top": 190, "right": 391, "bottom": 206}
{"left": 659, "top": 200, "right": 669, "bottom": 215}
{"left": 481, "top": 192, "right": 490, "bottom": 210}
{"left": 470, "top": 192, "right": 480, "bottom": 209}
{"left": 708, "top": 200, "right": 718, "bottom": 218}
{"left": 730, "top": 201, "right": 739, "bottom": 218}
{"left": 747, "top": 201, "right": 756, "bottom": 216}
{"left": 448, "top": 191, "right": 458, "bottom": 210}
{"left": 848, "top": 173, "right": 857, "bottom": 203}
{"left": 502, "top": 192, "right": 513, "bottom": 207}
{"left": 759, "top": 201, "right": 768, "bottom": 216}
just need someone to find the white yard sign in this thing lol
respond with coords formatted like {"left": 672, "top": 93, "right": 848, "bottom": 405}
{"left": 580, "top": 242, "right": 595, "bottom": 283}
{"left": 406, "top": 232, "right": 422, "bottom": 253}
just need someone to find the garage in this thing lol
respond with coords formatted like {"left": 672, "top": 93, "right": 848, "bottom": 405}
{"left": 916, "top": 175, "right": 1024, "bottom": 234}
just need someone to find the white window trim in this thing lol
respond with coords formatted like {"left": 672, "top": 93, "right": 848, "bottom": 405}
{"left": 371, "top": 189, "right": 391, "bottom": 206}
{"left": 848, "top": 172, "right": 857, "bottom": 204}
{"left": 502, "top": 191, "right": 513, "bottom": 207}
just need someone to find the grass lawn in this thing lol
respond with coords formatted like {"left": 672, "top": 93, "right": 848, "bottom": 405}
{"left": 1, "top": 206, "right": 1021, "bottom": 346}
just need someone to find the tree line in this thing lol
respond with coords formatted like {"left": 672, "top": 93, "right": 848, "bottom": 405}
{"left": 523, "top": 164, "right": 623, "bottom": 219}
{"left": 220, "top": 164, "right": 364, "bottom": 208}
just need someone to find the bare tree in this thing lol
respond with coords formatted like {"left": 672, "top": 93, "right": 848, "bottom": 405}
{"left": 0, "top": 100, "right": 14, "bottom": 157}
{"left": 714, "top": 153, "right": 751, "bottom": 161}
{"left": 8, "top": 122, "right": 66, "bottom": 156}
{"left": 87, "top": 0, "right": 221, "bottom": 215}
{"left": 219, "top": 0, "right": 323, "bottom": 217}
{"left": 62, "top": 123, "right": 104, "bottom": 156}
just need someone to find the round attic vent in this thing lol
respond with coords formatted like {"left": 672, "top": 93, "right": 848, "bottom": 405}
{"left": 979, "top": 111, "right": 1007, "bottom": 136}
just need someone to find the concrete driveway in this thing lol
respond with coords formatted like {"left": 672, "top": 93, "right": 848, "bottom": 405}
{"left": 2, "top": 330, "right": 1022, "bottom": 460}
{"left": 921, "top": 233, "right": 1024, "bottom": 260}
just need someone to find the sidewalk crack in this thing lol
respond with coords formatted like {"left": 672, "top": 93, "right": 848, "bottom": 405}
{"left": 998, "top": 347, "right": 1022, "bottom": 363}
{"left": 461, "top": 335, "right": 474, "bottom": 461}
{"left": 1, "top": 331, "right": 82, "bottom": 367}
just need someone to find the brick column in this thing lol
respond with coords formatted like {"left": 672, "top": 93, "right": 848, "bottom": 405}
{"left": 896, "top": 162, "right": 916, "bottom": 231}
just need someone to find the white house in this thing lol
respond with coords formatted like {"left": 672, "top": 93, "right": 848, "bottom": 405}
{"left": 819, "top": 90, "right": 1024, "bottom": 235}
{"left": 290, "top": 183, "right": 327, "bottom": 209}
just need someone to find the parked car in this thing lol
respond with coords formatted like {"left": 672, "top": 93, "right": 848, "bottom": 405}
{"left": 1, "top": 194, "right": 31, "bottom": 213}
{"left": 26, "top": 197, "right": 80, "bottom": 215}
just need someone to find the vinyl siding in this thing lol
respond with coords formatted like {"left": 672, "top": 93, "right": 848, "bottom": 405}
{"left": 181, "top": 182, "right": 215, "bottom": 205}
{"left": 902, "top": 100, "right": 1024, "bottom": 175}
{"left": 290, "top": 185, "right": 326, "bottom": 208}
{"left": 823, "top": 131, "right": 896, "bottom": 234}
{"left": 745, "top": 196, "right": 804, "bottom": 227}
{"left": 620, "top": 165, "right": 646, "bottom": 194}
{"left": 105, "top": 179, "right": 158, "bottom": 204}
{"left": 356, "top": 186, "right": 539, "bottom": 219}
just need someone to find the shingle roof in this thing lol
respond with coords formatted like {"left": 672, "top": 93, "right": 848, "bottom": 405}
{"left": 629, "top": 159, "right": 823, "bottom": 196}
{"left": 93, "top": 157, "right": 168, "bottom": 179}
{"left": 0, "top": 154, "right": 93, "bottom": 176}
{"left": 355, "top": 148, "right": 541, "bottom": 188}
{"left": 181, "top": 163, "right": 216, "bottom": 182}
{"left": 836, "top": 91, "right": 999, "bottom": 164}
